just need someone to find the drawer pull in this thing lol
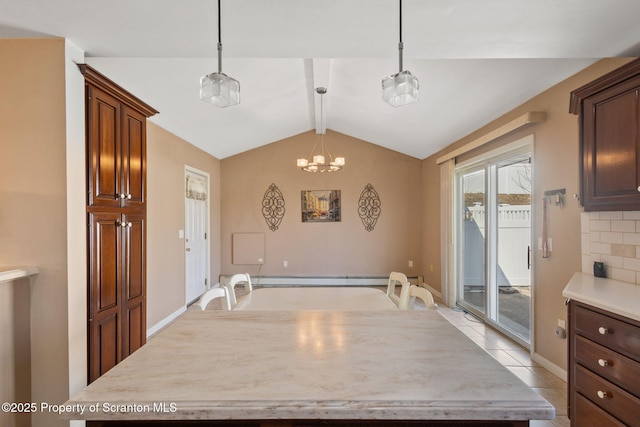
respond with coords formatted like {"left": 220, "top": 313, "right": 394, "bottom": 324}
{"left": 597, "top": 358, "right": 610, "bottom": 367}
{"left": 598, "top": 327, "right": 609, "bottom": 335}
{"left": 597, "top": 390, "right": 611, "bottom": 399}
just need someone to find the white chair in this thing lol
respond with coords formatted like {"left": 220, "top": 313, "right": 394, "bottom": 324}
{"left": 225, "top": 273, "right": 253, "bottom": 308}
{"left": 400, "top": 284, "right": 437, "bottom": 310}
{"left": 193, "top": 286, "right": 231, "bottom": 311}
{"left": 386, "top": 271, "right": 410, "bottom": 307}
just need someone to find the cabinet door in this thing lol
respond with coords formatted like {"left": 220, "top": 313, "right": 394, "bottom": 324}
{"left": 121, "top": 211, "right": 146, "bottom": 357}
{"left": 582, "top": 82, "right": 640, "bottom": 211}
{"left": 121, "top": 105, "right": 146, "bottom": 209}
{"left": 87, "top": 86, "right": 122, "bottom": 208}
{"left": 88, "top": 211, "right": 123, "bottom": 383}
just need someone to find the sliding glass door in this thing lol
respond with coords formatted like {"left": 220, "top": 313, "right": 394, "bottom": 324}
{"left": 456, "top": 146, "right": 532, "bottom": 345}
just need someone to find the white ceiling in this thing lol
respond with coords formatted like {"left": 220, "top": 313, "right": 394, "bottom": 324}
{"left": 2, "top": 0, "right": 640, "bottom": 159}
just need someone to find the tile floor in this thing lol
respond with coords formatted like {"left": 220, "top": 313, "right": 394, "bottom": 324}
{"left": 436, "top": 305, "right": 569, "bottom": 427}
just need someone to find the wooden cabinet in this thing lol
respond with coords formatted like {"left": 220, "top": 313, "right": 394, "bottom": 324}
{"left": 86, "top": 76, "right": 148, "bottom": 209}
{"left": 568, "top": 300, "right": 640, "bottom": 426}
{"left": 570, "top": 58, "right": 640, "bottom": 211}
{"left": 80, "top": 64, "right": 157, "bottom": 383}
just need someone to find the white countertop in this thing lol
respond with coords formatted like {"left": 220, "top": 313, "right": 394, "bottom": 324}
{"left": 63, "top": 309, "right": 553, "bottom": 422}
{"left": 0, "top": 266, "right": 39, "bottom": 283}
{"left": 234, "top": 287, "right": 398, "bottom": 310}
{"left": 562, "top": 272, "right": 640, "bottom": 321}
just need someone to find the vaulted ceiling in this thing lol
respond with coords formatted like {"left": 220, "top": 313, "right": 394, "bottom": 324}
{"left": 2, "top": 0, "right": 640, "bottom": 159}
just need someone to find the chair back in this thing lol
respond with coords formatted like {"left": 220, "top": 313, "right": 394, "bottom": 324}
{"left": 226, "top": 273, "right": 253, "bottom": 308}
{"left": 193, "top": 286, "right": 231, "bottom": 311}
{"left": 399, "top": 284, "right": 437, "bottom": 310}
{"left": 386, "top": 271, "right": 410, "bottom": 307}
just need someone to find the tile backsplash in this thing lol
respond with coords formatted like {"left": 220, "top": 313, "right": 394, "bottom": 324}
{"left": 582, "top": 211, "right": 640, "bottom": 284}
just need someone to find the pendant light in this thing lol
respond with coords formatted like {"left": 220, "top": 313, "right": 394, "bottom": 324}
{"left": 200, "top": 0, "right": 240, "bottom": 107}
{"left": 382, "top": 0, "right": 419, "bottom": 107}
{"left": 296, "top": 88, "right": 345, "bottom": 173}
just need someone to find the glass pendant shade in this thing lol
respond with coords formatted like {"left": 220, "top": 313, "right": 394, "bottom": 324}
{"left": 382, "top": 0, "right": 419, "bottom": 107}
{"left": 200, "top": 0, "right": 240, "bottom": 108}
{"left": 382, "top": 70, "right": 419, "bottom": 107}
{"left": 200, "top": 71, "right": 240, "bottom": 107}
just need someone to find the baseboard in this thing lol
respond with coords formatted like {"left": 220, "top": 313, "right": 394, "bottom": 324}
{"left": 419, "top": 282, "right": 442, "bottom": 300}
{"left": 147, "top": 305, "right": 186, "bottom": 339}
{"left": 220, "top": 275, "right": 421, "bottom": 287}
{"left": 532, "top": 351, "right": 567, "bottom": 382}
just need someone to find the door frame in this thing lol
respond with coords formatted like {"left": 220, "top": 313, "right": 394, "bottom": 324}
{"left": 450, "top": 135, "right": 535, "bottom": 349}
{"left": 184, "top": 165, "right": 211, "bottom": 304}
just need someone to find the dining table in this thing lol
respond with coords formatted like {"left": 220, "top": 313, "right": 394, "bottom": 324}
{"left": 233, "top": 286, "right": 398, "bottom": 310}
{"left": 61, "top": 303, "right": 554, "bottom": 427}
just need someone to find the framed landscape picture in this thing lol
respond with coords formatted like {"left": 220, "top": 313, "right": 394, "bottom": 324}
{"left": 301, "top": 190, "right": 341, "bottom": 222}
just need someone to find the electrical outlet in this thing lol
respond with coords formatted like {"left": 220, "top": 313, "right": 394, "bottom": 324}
{"left": 408, "top": 260, "right": 413, "bottom": 268}
{"left": 283, "top": 260, "right": 288, "bottom": 268}
{"left": 556, "top": 319, "right": 567, "bottom": 339}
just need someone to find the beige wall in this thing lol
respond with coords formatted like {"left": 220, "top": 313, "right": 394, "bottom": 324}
{"left": 0, "top": 40, "right": 222, "bottom": 427}
{"left": 0, "top": 38, "right": 70, "bottom": 427}
{"left": 220, "top": 130, "right": 422, "bottom": 278}
{"left": 146, "top": 122, "right": 221, "bottom": 327}
{"left": 420, "top": 58, "right": 634, "bottom": 372}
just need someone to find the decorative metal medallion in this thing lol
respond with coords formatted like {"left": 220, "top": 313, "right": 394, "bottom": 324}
{"left": 358, "top": 183, "right": 381, "bottom": 232}
{"left": 262, "top": 183, "right": 285, "bottom": 231}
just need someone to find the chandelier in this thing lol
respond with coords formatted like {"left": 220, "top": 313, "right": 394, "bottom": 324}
{"left": 382, "top": 0, "right": 419, "bottom": 107}
{"left": 296, "top": 87, "right": 345, "bottom": 173}
{"left": 199, "top": 0, "right": 240, "bottom": 107}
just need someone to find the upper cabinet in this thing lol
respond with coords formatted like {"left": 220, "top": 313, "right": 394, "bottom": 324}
{"left": 79, "top": 65, "right": 158, "bottom": 209}
{"left": 570, "top": 59, "right": 640, "bottom": 211}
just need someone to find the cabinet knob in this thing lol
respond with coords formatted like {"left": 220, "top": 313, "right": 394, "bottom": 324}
{"left": 637, "top": 186, "right": 640, "bottom": 192}
{"left": 597, "top": 390, "right": 610, "bottom": 399}
{"left": 597, "top": 358, "right": 610, "bottom": 367}
{"left": 127, "top": 194, "right": 132, "bottom": 200}
{"left": 118, "top": 193, "right": 126, "bottom": 199}
{"left": 598, "top": 327, "right": 609, "bottom": 335}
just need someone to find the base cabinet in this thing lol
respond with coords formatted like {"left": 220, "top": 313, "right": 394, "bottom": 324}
{"left": 568, "top": 301, "right": 640, "bottom": 426}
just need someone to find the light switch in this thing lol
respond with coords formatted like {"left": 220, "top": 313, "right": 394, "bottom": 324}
{"left": 178, "top": 229, "right": 184, "bottom": 239}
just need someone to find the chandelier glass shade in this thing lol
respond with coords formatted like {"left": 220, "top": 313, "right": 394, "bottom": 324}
{"left": 382, "top": 0, "right": 419, "bottom": 107}
{"left": 296, "top": 136, "right": 346, "bottom": 173}
{"left": 200, "top": 0, "right": 240, "bottom": 107}
{"left": 297, "top": 87, "right": 345, "bottom": 173}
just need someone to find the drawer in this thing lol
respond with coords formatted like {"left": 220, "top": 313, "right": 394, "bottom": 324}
{"left": 574, "top": 304, "right": 640, "bottom": 362}
{"left": 575, "top": 364, "right": 640, "bottom": 426}
{"left": 575, "top": 335, "right": 640, "bottom": 397}
{"left": 573, "top": 393, "right": 626, "bottom": 427}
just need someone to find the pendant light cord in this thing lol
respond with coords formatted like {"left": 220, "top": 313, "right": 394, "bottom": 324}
{"left": 398, "top": 0, "right": 403, "bottom": 73}
{"left": 399, "top": 0, "right": 403, "bottom": 44}
{"left": 218, "top": 0, "right": 221, "bottom": 44}
{"left": 217, "top": 0, "right": 222, "bottom": 73}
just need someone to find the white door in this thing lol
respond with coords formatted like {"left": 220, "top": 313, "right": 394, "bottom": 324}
{"left": 185, "top": 168, "right": 210, "bottom": 304}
